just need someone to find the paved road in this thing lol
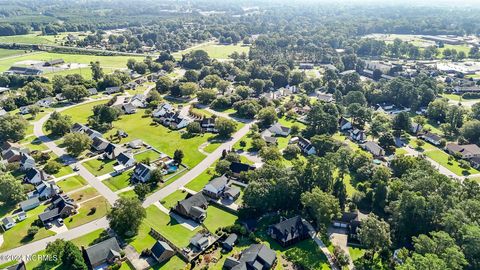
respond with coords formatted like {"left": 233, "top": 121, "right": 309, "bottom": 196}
{"left": 142, "top": 122, "right": 252, "bottom": 207}
{"left": 33, "top": 99, "right": 119, "bottom": 205}
{"left": 0, "top": 218, "right": 108, "bottom": 263}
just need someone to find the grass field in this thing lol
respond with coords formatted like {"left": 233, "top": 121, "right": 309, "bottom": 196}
{"left": 425, "top": 150, "right": 479, "bottom": 176}
{"left": 0, "top": 51, "right": 144, "bottom": 73}
{"left": 83, "top": 158, "right": 116, "bottom": 176}
{"left": 134, "top": 150, "right": 161, "bottom": 162}
{"left": 70, "top": 187, "right": 101, "bottom": 203}
{"left": 0, "top": 49, "right": 28, "bottom": 59}
{"left": 60, "top": 99, "right": 108, "bottom": 124}
{"left": 204, "top": 205, "right": 238, "bottom": 233}
{"left": 0, "top": 205, "right": 56, "bottom": 252}
{"left": 0, "top": 34, "right": 55, "bottom": 45}
{"left": 161, "top": 190, "right": 188, "bottom": 209}
{"left": 103, "top": 110, "right": 215, "bottom": 167}
{"left": 103, "top": 172, "right": 132, "bottom": 192}
{"left": 172, "top": 43, "right": 250, "bottom": 60}
{"left": 185, "top": 162, "right": 217, "bottom": 191}
{"left": 57, "top": 175, "right": 87, "bottom": 193}
{"left": 65, "top": 196, "right": 110, "bottom": 229}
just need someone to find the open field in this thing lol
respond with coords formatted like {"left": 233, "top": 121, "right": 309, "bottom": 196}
{"left": 57, "top": 175, "right": 87, "bottom": 192}
{"left": 83, "top": 158, "right": 116, "bottom": 176}
{"left": 60, "top": 99, "right": 108, "bottom": 124}
{"left": 172, "top": 43, "right": 250, "bottom": 60}
{"left": 0, "top": 34, "right": 55, "bottom": 45}
{"left": 103, "top": 172, "right": 131, "bottom": 192}
{"left": 0, "top": 48, "right": 28, "bottom": 59}
{"left": 204, "top": 205, "right": 238, "bottom": 232}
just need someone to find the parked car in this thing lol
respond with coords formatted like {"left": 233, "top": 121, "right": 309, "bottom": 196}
{"left": 57, "top": 218, "right": 64, "bottom": 226}
{"left": 45, "top": 222, "right": 53, "bottom": 229}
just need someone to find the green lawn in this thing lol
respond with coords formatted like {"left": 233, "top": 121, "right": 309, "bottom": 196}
{"left": 203, "top": 205, "right": 238, "bottom": 233}
{"left": 57, "top": 175, "right": 87, "bottom": 193}
{"left": 407, "top": 139, "right": 438, "bottom": 152}
{"left": 185, "top": 163, "right": 217, "bottom": 192}
{"left": 203, "top": 142, "right": 222, "bottom": 153}
{"left": 129, "top": 206, "right": 201, "bottom": 251}
{"left": 425, "top": 150, "right": 479, "bottom": 176}
{"left": 172, "top": 43, "right": 250, "bottom": 60}
{"left": 83, "top": 158, "right": 116, "bottom": 176}
{"left": 0, "top": 34, "right": 55, "bottom": 45}
{"left": 103, "top": 110, "right": 215, "bottom": 167}
{"left": 52, "top": 156, "right": 74, "bottom": 178}
{"left": 60, "top": 99, "right": 108, "bottom": 124}
{"left": 69, "top": 187, "right": 100, "bottom": 203}
{"left": 103, "top": 172, "right": 132, "bottom": 192}
{"left": 0, "top": 205, "right": 56, "bottom": 252}
{"left": 349, "top": 246, "right": 366, "bottom": 262}
{"left": 134, "top": 150, "right": 161, "bottom": 162}
{"left": 65, "top": 196, "right": 110, "bottom": 229}
{"left": 161, "top": 190, "right": 188, "bottom": 209}
{"left": 20, "top": 137, "right": 48, "bottom": 152}
{"left": 150, "top": 255, "right": 185, "bottom": 270}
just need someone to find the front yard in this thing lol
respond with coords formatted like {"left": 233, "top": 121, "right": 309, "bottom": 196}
{"left": 65, "top": 196, "right": 110, "bottom": 229}
{"left": 425, "top": 150, "right": 479, "bottom": 176}
{"left": 103, "top": 172, "right": 132, "bottom": 192}
{"left": 57, "top": 175, "right": 87, "bottom": 193}
{"left": 83, "top": 158, "right": 116, "bottom": 176}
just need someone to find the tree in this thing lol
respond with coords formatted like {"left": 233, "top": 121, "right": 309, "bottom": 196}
{"left": 0, "top": 172, "right": 26, "bottom": 205}
{"left": 216, "top": 159, "right": 231, "bottom": 175}
{"left": 181, "top": 50, "right": 210, "bottom": 69}
{"left": 90, "top": 61, "right": 104, "bottom": 81}
{"left": 357, "top": 214, "right": 391, "bottom": 257}
{"left": 29, "top": 105, "right": 41, "bottom": 118}
{"left": 197, "top": 89, "right": 217, "bottom": 104}
{"left": 150, "top": 168, "right": 164, "bottom": 183}
{"left": 27, "top": 225, "right": 39, "bottom": 237}
{"left": 63, "top": 132, "right": 92, "bottom": 156}
{"left": 45, "top": 112, "right": 73, "bottom": 136}
{"left": 283, "top": 145, "right": 301, "bottom": 160}
{"left": 393, "top": 111, "right": 412, "bottom": 131}
{"left": 179, "top": 82, "right": 199, "bottom": 97}
{"left": 334, "top": 245, "right": 350, "bottom": 268}
{"left": 472, "top": 102, "right": 480, "bottom": 121}
{"left": 301, "top": 187, "right": 340, "bottom": 229}
{"left": 0, "top": 115, "right": 28, "bottom": 142}
{"left": 259, "top": 146, "right": 282, "bottom": 163}
{"left": 44, "top": 160, "right": 62, "bottom": 174}
{"left": 257, "top": 107, "right": 278, "bottom": 127}
{"left": 186, "top": 122, "right": 202, "bottom": 134}
{"left": 62, "top": 85, "right": 89, "bottom": 102}
{"left": 397, "top": 253, "right": 448, "bottom": 270}
{"left": 107, "top": 197, "right": 146, "bottom": 237}
{"left": 370, "top": 113, "right": 391, "bottom": 138}
{"left": 46, "top": 239, "right": 66, "bottom": 259}
{"left": 62, "top": 241, "right": 87, "bottom": 270}
{"left": 332, "top": 179, "right": 347, "bottom": 210}
{"left": 460, "top": 120, "right": 480, "bottom": 144}
{"left": 134, "top": 183, "right": 151, "bottom": 200}
{"left": 155, "top": 76, "right": 174, "bottom": 94}
{"left": 173, "top": 149, "right": 184, "bottom": 165}
{"left": 215, "top": 117, "right": 237, "bottom": 138}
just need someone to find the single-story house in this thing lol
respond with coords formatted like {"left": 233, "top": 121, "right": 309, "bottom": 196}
{"left": 446, "top": 143, "right": 480, "bottom": 159}
{"left": 420, "top": 132, "right": 442, "bottom": 146}
{"left": 268, "top": 216, "right": 310, "bottom": 247}
{"left": 190, "top": 233, "right": 210, "bottom": 251}
{"left": 363, "top": 141, "right": 385, "bottom": 157}
{"left": 20, "top": 197, "right": 40, "bottom": 212}
{"left": 2, "top": 217, "right": 15, "bottom": 230}
{"left": 224, "top": 185, "right": 241, "bottom": 201}
{"left": 83, "top": 237, "right": 122, "bottom": 269}
{"left": 92, "top": 136, "right": 110, "bottom": 152}
{"left": 131, "top": 163, "right": 153, "bottom": 183}
{"left": 130, "top": 94, "right": 147, "bottom": 108}
{"left": 38, "top": 194, "right": 77, "bottom": 225}
{"left": 128, "top": 139, "right": 143, "bottom": 149}
{"left": 222, "top": 233, "right": 238, "bottom": 252}
{"left": 291, "top": 137, "right": 316, "bottom": 155}
{"left": 36, "top": 98, "right": 55, "bottom": 108}
{"left": 2, "top": 148, "right": 21, "bottom": 163}
{"left": 151, "top": 240, "right": 175, "bottom": 263}
{"left": 267, "top": 123, "right": 291, "bottom": 137}
{"left": 117, "top": 152, "right": 135, "bottom": 168}
{"left": 44, "top": 59, "right": 64, "bottom": 66}
{"left": 339, "top": 117, "right": 352, "bottom": 131}
{"left": 87, "top": 88, "right": 98, "bottom": 95}
{"left": 105, "top": 86, "right": 122, "bottom": 94}
{"left": 317, "top": 92, "right": 334, "bottom": 103}
{"left": 224, "top": 244, "right": 277, "bottom": 270}
{"left": 202, "top": 175, "right": 228, "bottom": 199}
{"left": 122, "top": 103, "right": 137, "bottom": 114}
{"left": 17, "top": 211, "right": 26, "bottom": 222}
{"left": 153, "top": 103, "right": 174, "bottom": 118}
{"left": 173, "top": 193, "right": 208, "bottom": 222}
{"left": 19, "top": 106, "right": 30, "bottom": 115}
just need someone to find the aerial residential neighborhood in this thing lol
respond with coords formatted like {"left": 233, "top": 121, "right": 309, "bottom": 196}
{"left": 0, "top": 0, "right": 479, "bottom": 270}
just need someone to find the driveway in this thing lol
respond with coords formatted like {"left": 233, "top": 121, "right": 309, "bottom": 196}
{"left": 328, "top": 227, "right": 354, "bottom": 269}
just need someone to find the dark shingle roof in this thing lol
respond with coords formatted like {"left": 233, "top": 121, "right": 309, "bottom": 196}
{"left": 178, "top": 193, "right": 208, "bottom": 216}
{"left": 151, "top": 240, "right": 173, "bottom": 258}
{"left": 85, "top": 237, "right": 121, "bottom": 267}
{"left": 229, "top": 162, "right": 255, "bottom": 174}
{"left": 270, "top": 216, "right": 309, "bottom": 244}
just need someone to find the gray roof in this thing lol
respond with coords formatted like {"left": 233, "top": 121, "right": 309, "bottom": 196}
{"left": 151, "top": 240, "right": 174, "bottom": 258}
{"left": 20, "top": 197, "right": 40, "bottom": 209}
{"left": 270, "top": 216, "right": 309, "bottom": 244}
{"left": 207, "top": 175, "right": 228, "bottom": 190}
{"left": 225, "top": 186, "right": 241, "bottom": 198}
{"left": 223, "top": 233, "right": 238, "bottom": 247}
{"left": 2, "top": 216, "right": 14, "bottom": 225}
{"left": 85, "top": 237, "right": 121, "bottom": 266}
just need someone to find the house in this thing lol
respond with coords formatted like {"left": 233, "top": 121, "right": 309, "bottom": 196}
{"left": 200, "top": 117, "right": 217, "bottom": 133}
{"left": 124, "top": 81, "right": 138, "bottom": 90}
{"left": 17, "top": 211, "right": 26, "bottom": 222}
{"left": 375, "top": 103, "right": 410, "bottom": 115}
{"left": 83, "top": 237, "right": 122, "bottom": 269}
{"left": 173, "top": 193, "right": 208, "bottom": 222}
{"left": 5, "top": 66, "right": 42, "bottom": 76}
{"left": 122, "top": 103, "right": 137, "bottom": 114}
{"left": 222, "top": 233, "right": 238, "bottom": 252}
{"left": 20, "top": 152, "right": 36, "bottom": 170}
{"left": 446, "top": 143, "right": 480, "bottom": 159}
{"left": 55, "top": 93, "right": 66, "bottom": 101}
{"left": 268, "top": 216, "right": 310, "bottom": 247}
{"left": 151, "top": 240, "right": 175, "bottom": 263}
{"left": 130, "top": 94, "right": 147, "bottom": 108}
{"left": 363, "top": 141, "right": 385, "bottom": 157}
{"left": 19, "top": 106, "right": 30, "bottom": 115}
{"left": 128, "top": 139, "right": 143, "bottom": 149}
{"left": 153, "top": 103, "right": 174, "bottom": 118}
{"left": 410, "top": 123, "right": 423, "bottom": 134}
{"left": 229, "top": 162, "right": 255, "bottom": 177}
{"left": 190, "top": 233, "right": 211, "bottom": 251}
{"left": 104, "top": 143, "right": 119, "bottom": 159}
{"left": 85, "top": 128, "right": 102, "bottom": 139}
{"left": 38, "top": 194, "right": 77, "bottom": 225}
{"left": 267, "top": 123, "right": 291, "bottom": 137}
{"left": 2, "top": 148, "right": 21, "bottom": 163}
{"left": 131, "top": 163, "right": 153, "bottom": 183}
{"left": 44, "top": 59, "right": 65, "bottom": 66}
{"left": 105, "top": 86, "right": 122, "bottom": 94}
{"left": 92, "top": 136, "right": 110, "bottom": 152}
{"left": 35, "top": 181, "right": 60, "bottom": 200}
{"left": 471, "top": 157, "right": 480, "bottom": 169}
{"left": 87, "top": 88, "right": 98, "bottom": 95}
{"left": 117, "top": 152, "right": 135, "bottom": 168}
{"left": 350, "top": 129, "right": 367, "bottom": 143}
{"left": 261, "top": 130, "right": 278, "bottom": 145}
{"left": 24, "top": 168, "right": 47, "bottom": 185}
{"left": 224, "top": 185, "right": 241, "bottom": 201}
{"left": 1, "top": 141, "right": 21, "bottom": 153}
{"left": 202, "top": 175, "right": 228, "bottom": 199}
{"left": 291, "top": 137, "right": 316, "bottom": 155}
{"left": 317, "top": 92, "right": 334, "bottom": 103}
{"left": 117, "top": 130, "right": 128, "bottom": 138}
{"left": 339, "top": 117, "right": 352, "bottom": 131}
{"left": 169, "top": 113, "right": 192, "bottom": 129}
{"left": 224, "top": 244, "right": 277, "bottom": 270}
{"left": 332, "top": 211, "right": 366, "bottom": 243}
{"left": 20, "top": 197, "right": 40, "bottom": 212}
{"left": 420, "top": 132, "right": 442, "bottom": 146}
{"left": 36, "top": 97, "right": 55, "bottom": 108}
{"left": 2, "top": 217, "right": 15, "bottom": 230}
{"left": 299, "top": 63, "right": 314, "bottom": 69}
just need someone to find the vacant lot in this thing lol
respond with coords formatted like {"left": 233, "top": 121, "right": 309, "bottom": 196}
{"left": 103, "top": 172, "right": 132, "bottom": 192}
{"left": 57, "top": 175, "right": 87, "bottom": 193}
{"left": 60, "top": 99, "right": 108, "bottom": 124}
{"left": 83, "top": 158, "right": 116, "bottom": 176}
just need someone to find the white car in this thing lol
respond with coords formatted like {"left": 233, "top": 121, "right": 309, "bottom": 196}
{"left": 57, "top": 218, "right": 64, "bottom": 226}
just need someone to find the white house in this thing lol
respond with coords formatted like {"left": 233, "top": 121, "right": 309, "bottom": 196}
{"left": 24, "top": 168, "right": 46, "bottom": 185}
{"left": 131, "top": 163, "right": 153, "bottom": 183}
{"left": 116, "top": 152, "right": 136, "bottom": 168}
{"left": 20, "top": 153, "right": 36, "bottom": 170}
{"left": 17, "top": 211, "right": 27, "bottom": 221}
{"left": 36, "top": 181, "right": 60, "bottom": 200}
{"left": 291, "top": 137, "right": 316, "bottom": 156}
{"left": 202, "top": 175, "right": 228, "bottom": 199}
{"left": 130, "top": 94, "right": 147, "bottom": 108}
{"left": 2, "top": 217, "right": 15, "bottom": 230}
{"left": 153, "top": 103, "right": 174, "bottom": 118}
